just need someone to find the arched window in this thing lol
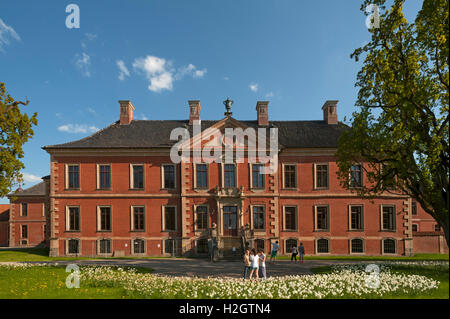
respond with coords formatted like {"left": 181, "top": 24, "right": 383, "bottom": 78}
{"left": 133, "top": 238, "right": 145, "bottom": 254}
{"left": 351, "top": 238, "right": 364, "bottom": 253}
{"left": 383, "top": 238, "right": 396, "bottom": 254}
{"left": 99, "top": 238, "right": 112, "bottom": 254}
{"left": 317, "top": 238, "right": 329, "bottom": 254}
{"left": 286, "top": 239, "right": 298, "bottom": 253}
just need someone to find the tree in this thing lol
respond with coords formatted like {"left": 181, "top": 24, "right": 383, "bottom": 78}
{"left": 0, "top": 82, "right": 38, "bottom": 197}
{"left": 336, "top": 0, "right": 449, "bottom": 246}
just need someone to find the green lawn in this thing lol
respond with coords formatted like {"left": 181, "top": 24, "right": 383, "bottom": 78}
{"left": 310, "top": 264, "right": 449, "bottom": 299}
{"left": 277, "top": 253, "right": 449, "bottom": 261}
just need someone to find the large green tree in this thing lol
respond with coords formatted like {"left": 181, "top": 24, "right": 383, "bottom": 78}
{"left": 336, "top": 0, "right": 449, "bottom": 246}
{"left": 0, "top": 82, "right": 38, "bottom": 197}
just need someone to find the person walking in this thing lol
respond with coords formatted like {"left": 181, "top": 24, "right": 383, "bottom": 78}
{"left": 248, "top": 249, "right": 259, "bottom": 280}
{"left": 290, "top": 245, "right": 298, "bottom": 263}
{"left": 243, "top": 249, "right": 251, "bottom": 279}
{"left": 258, "top": 249, "right": 267, "bottom": 279}
{"left": 298, "top": 242, "right": 305, "bottom": 263}
{"left": 269, "top": 240, "right": 279, "bottom": 264}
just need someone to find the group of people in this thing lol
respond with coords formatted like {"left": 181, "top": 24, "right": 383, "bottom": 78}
{"left": 242, "top": 241, "right": 306, "bottom": 280}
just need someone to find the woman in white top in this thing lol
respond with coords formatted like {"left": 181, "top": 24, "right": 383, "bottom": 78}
{"left": 248, "top": 249, "right": 259, "bottom": 280}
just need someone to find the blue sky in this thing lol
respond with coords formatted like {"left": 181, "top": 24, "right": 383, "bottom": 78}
{"left": 0, "top": 0, "right": 422, "bottom": 203}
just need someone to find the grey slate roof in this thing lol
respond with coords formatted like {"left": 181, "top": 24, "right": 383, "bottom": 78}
{"left": 43, "top": 119, "right": 347, "bottom": 150}
{"left": 8, "top": 181, "right": 47, "bottom": 197}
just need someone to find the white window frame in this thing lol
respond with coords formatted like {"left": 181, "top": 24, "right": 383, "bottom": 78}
{"left": 97, "top": 163, "right": 112, "bottom": 189}
{"left": 282, "top": 163, "right": 297, "bottom": 189}
{"left": 194, "top": 204, "right": 209, "bottom": 232}
{"left": 349, "top": 238, "right": 365, "bottom": 254}
{"left": 314, "top": 205, "right": 330, "bottom": 232}
{"left": 130, "top": 205, "right": 146, "bottom": 232}
{"left": 65, "top": 206, "right": 81, "bottom": 232}
{"left": 221, "top": 162, "right": 238, "bottom": 188}
{"left": 97, "top": 238, "right": 113, "bottom": 256}
{"left": 250, "top": 205, "right": 266, "bottom": 232}
{"left": 20, "top": 202, "right": 28, "bottom": 217}
{"left": 380, "top": 204, "right": 396, "bottom": 231}
{"left": 315, "top": 238, "right": 330, "bottom": 254}
{"left": 193, "top": 163, "right": 209, "bottom": 189}
{"left": 65, "top": 164, "right": 80, "bottom": 189}
{"left": 161, "top": 164, "right": 177, "bottom": 189}
{"left": 97, "top": 206, "right": 112, "bottom": 232}
{"left": 285, "top": 238, "right": 298, "bottom": 254}
{"left": 283, "top": 205, "right": 298, "bottom": 231}
{"left": 249, "top": 163, "right": 265, "bottom": 189}
{"left": 412, "top": 223, "right": 419, "bottom": 232}
{"left": 132, "top": 238, "right": 146, "bottom": 255}
{"left": 129, "top": 163, "right": 145, "bottom": 190}
{"left": 348, "top": 205, "right": 364, "bottom": 231}
{"left": 349, "top": 163, "right": 364, "bottom": 188}
{"left": 66, "top": 238, "right": 81, "bottom": 256}
{"left": 314, "top": 163, "right": 329, "bottom": 189}
{"left": 381, "top": 238, "right": 397, "bottom": 255}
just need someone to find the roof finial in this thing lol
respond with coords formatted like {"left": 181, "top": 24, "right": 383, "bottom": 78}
{"left": 223, "top": 97, "right": 233, "bottom": 116}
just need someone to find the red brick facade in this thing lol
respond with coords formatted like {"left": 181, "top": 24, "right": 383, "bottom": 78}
{"left": 0, "top": 204, "right": 9, "bottom": 247}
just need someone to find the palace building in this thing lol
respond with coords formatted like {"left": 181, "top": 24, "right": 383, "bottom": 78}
{"left": 3, "top": 99, "right": 448, "bottom": 256}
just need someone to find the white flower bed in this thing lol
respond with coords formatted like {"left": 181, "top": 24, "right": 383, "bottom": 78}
{"left": 79, "top": 265, "right": 440, "bottom": 299}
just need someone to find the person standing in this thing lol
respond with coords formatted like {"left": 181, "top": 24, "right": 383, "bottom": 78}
{"left": 248, "top": 249, "right": 259, "bottom": 280}
{"left": 298, "top": 242, "right": 305, "bottom": 263}
{"left": 290, "top": 245, "right": 298, "bottom": 263}
{"left": 258, "top": 249, "right": 267, "bottom": 279}
{"left": 269, "top": 240, "right": 279, "bottom": 264}
{"left": 243, "top": 249, "right": 251, "bottom": 279}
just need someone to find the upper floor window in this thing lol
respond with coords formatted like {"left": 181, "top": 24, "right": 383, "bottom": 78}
{"left": 195, "top": 205, "right": 208, "bottom": 231}
{"left": 195, "top": 164, "right": 208, "bottom": 188}
{"left": 21, "top": 203, "right": 28, "bottom": 217}
{"left": 251, "top": 164, "right": 265, "bottom": 189}
{"left": 349, "top": 205, "right": 363, "bottom": 231}
{"left": 67, "top": 206, "right": 80, "bottom": 231}
{"left": 67, "top": 164, "right": 80, "bottom": 189}
{"left": 163, "top": 164, "right": 176, "bottom": 189}
{"left": 412, "top": 224, "right": 418, "bottom": 232}
{"left": 131, "top": 164, "right": 144, "bottom": 189}
{"left": 252, "top": 206, "right": 265, "bottom": 231}
{"left": 98, "top": 164, "right": 111, "bottom": 189}
{"left": 163, "top": 206, "right": 176, "bottom": 232}
{"left": 283, "top": 164, "right": 297, "bottom": 188}
{"left": 350, "top": 164, "right": 363, "bottom": 188}
{"left": 315, "top": 164, "right": 329, "bottom": 189}
{"left": 381, "top": 205, "right": 396, "bottom": 231}
{"left": 21, "top": 225, "right": 28, "bottom": 238}
{"left": 284, "top": 206, "right": 297, "bottom": 231}
{"left": 98, "top": 206, "right": 112, "bottom": 231}
{"left": 434, "top": 224, "right": 441, "bottom": 232}
{"left": 131, "top": 206, "right": 145, "bottom": 231}
{"left": 315, "top": 206, "right": 329, "bottom": 231}
{"left": 411, "top": 201, "right": 417, "bottom": 215}
{"left": 224, "top": 164, "right": 236, "bottom": 188}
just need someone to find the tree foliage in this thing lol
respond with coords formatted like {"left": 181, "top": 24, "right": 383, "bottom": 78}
{"left": 336, "top": 0, "right": 449, "bottom": 245}
{"left": 0, "top": 82, "right": 38, "bottom": 197}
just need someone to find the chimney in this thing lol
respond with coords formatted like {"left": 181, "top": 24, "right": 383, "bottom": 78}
{"left": 119, "top": 100, "right": 135, "bottom": 125}
{"left": 188, "top": 100, "right": 201, "bottom": 125}
{"left": 322, "top": 100, "right": 338, "bottom": 125}
{"left": 256, "top": 101, "right": 269, "bottom": 126}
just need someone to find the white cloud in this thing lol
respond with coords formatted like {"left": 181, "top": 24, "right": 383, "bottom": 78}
{"left": 249, "top": 83, "right": 258, "bottom": 92}
{"left": 74, "top": 52, "right": 91, "bottom": 77}
{"left": 265, "top": 92, "right": 274, "bottom": 98}
{"left": 223, "top": 76, "right": 230, "bottom": 81}
{"left": 81, "top": 33, "right": 97, "bottom": 49}
{"left": 0, "top": 18, "right": 20, "bottom": 52}
{"left": 132, "top": 55, "right": 206, "bottom": 92}
{"left": 22, "top": 173, "right": 41, "bottom": 183}
{"left": 58, "top": 124, "right": 99, "bottom": 134}
{"left": 116, "top": 60, "right": 130, "bottom": 81}
{"left": 87, "top": 107, "right": 96, "bottom": 115}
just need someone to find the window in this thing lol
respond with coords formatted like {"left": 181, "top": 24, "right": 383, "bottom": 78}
{"left": 315, "top": 164, "right": 329, "bottom": 189}
{"left": 98, "top": 206, "right": 112, "bottom": 231}
{"left": 351, "top": 238, "right": 364, "bottom": 253}
{"left": 21, "top": 203, "right": 28, "bottom": 217}
{"left": 67, "top": 239, "right": 80, "bottom": 254}
{"left": 382, "top": 205, "right": 396, "bottom": 231}
{"left": 197, "top": 238, "right": 209, "bottom": 254}
{"left": 131, "top": 165, "right": 144, "bottom": 189}
{"left": 317, "top": 238, "right": 329, "bottom": 253}
{"left": 252, "top": 164, "right": 265, "bottom": 188}
{"left": 383, "top": 238, "right": 396, "bottom": 254}
{"left": 284, "top": 164, "right": 296, "bottom": 188}
{"left": 196, "top": 164, "right": 208, "bottom": 188}
{"left": 133, "top": 239, "right": 145, "bottom": 254}
{"left": 252, "top": 206, "right": 265, "bottom": 231}
{"left": 224, "top": 164, "right": 236, "bottom": 188}
{"left": 21, "top": 225, "right": 28, "bottom": 238}
{"left": 411, "top": 201, "right": 417, "bottom": 215}
{"left": 163, "top": 165, "right": 176, "bottom": 189}
{"left": 254, "top": 239, "right": 265, "bottom": 251}
{"left": 315, "top": 206, "right": 329, "bottom": 231}
{"left": 435, "top": 224, "right": 441, "bottom": 232}
{"left": 412, "top": 224, "right": 418, "bottom": 232}
{"left": 163, "top": 206, "right": 176, "bottom": 231}
{"left": 349, "top": 205, "right": 363, "bottom": 230}
{"left": 350, "top": 164, "right": 363, "bottom": 188}
{"left": 165, "top": 239, "right": 178, "bottom": 255}
{"left": 99, "top": 239, "right": 112, "bottom": 254}
{"left": 67, "top": 165, "right": 80, "bottom": 189}
{"left": 196, "top": 206, "right": 208, "bottom": 230}
{"left": 67, "top": 207, "right": 80, "bottom": 231}
{"left": 284, "top": 206, "right": 297, "bottom": 231}
{"left": 132, "top": 206, "right": 145, "bottom": 231}
{"left": 98, "top": 165, "right": 111, "bottom": 189}
{"left": 286, "top": 239, "right": 298, "bottom": 253}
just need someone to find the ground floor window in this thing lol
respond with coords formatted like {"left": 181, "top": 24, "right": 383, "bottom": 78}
{"left": 165, "top": 239, "right": 178, "bottom": 255}
{"left": 350, "top": 238, "right": 364, "bottom": 253}
{"left": 286, "top": 239, "right": 298, "bottom": 253}
{"left": 196, "top": 238, "right": 209, "bottom": 254}
{"left": 254, "top": 239, "right": 265, "bottom": 252}
{"left": 99, "top": 238, "right": 112, "bottom": 254}
{"left": 133, "top": 238, "right": 145, "bottom": 254}
{"left": 68, "top": 239, "right": 80, "bottom": 254}
{"left": 317, "top": 238, "right": 329, "bottom": 253}
{"left": 383, "top": 238, "right": 396, "bottom": 254}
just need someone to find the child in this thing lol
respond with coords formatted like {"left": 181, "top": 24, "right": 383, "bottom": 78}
{"left": 258, "top": 249, "right": 267, "bottom": 279}
{"left": 248, "top": 249, "right": 259, "bottom": 280}
{"left": 298, "top": 242, "right": 305, "bottom": 263}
